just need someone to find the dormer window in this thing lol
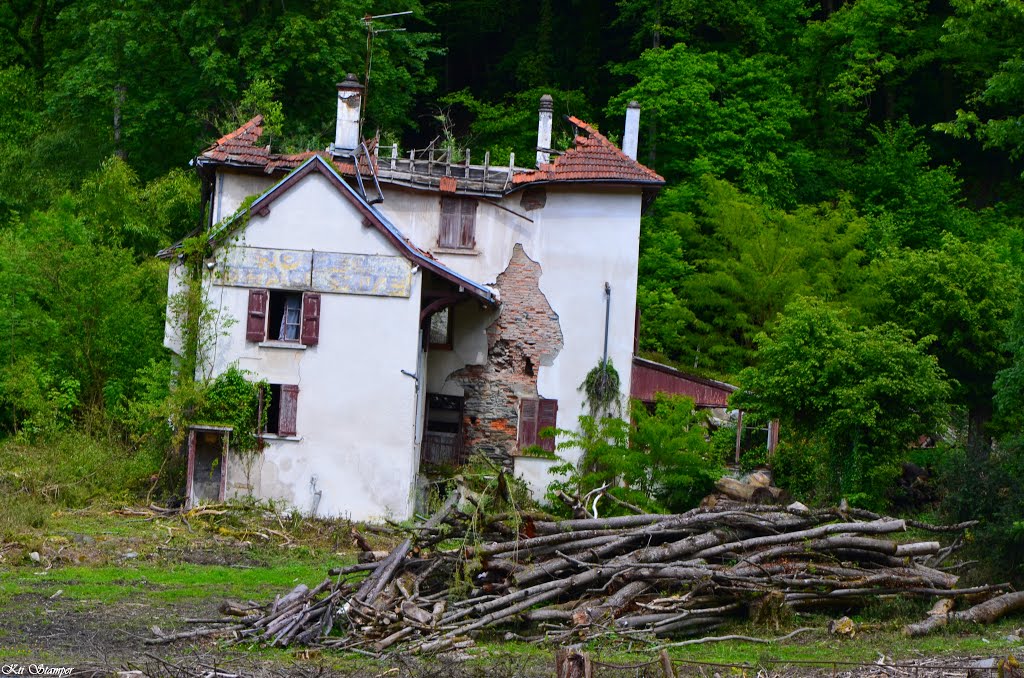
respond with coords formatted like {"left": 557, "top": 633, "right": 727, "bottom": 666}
{"left": 439, "top": 196, "right": 477, "bottom": 249}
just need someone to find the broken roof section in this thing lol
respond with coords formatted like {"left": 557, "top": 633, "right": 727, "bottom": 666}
{"left": 513, "top": 117, "right": 665, "bottom": 187}
{"left": 197, "top": 113, "right": 664, "bottom": 195}
{"left": 164, "top": 154, "right": 499, "bottom": 306}
{"left": 197, "top": 115, "right": 360, "bottom": 175}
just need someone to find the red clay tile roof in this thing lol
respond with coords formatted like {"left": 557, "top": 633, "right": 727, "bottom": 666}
{"left": 201, "top": 115, "right": 662, "bottom": 189}
{"left": 512, "top": 116, "right": 664, "bottom": 186}
{"left": 199, "top": 116, "right": 359, "bottom": 175}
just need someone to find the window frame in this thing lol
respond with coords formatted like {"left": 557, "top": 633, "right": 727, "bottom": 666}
{"left": 246, "top": 289, "right": 320, "bottom": 346}
{"left": 428, "top": 307, "right": 454, "bottom": 351}
{"left": 438, "top": 196, "right": 477, "bottom": 250}
{"left": 260, "top": 383, "right": 300, "bottom": 438}
{"left": 517, "top": 397, "right": 558, "bottom": 453}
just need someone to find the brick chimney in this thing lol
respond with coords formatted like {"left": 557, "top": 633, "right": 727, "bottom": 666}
{"left": 623, "top": 101, "right": 640, "bottom": 161}
{"left": 333, "top": 74, "right": 364, "bottom": 155}
{"left": 536, "top": 94, "right": 553, "bottom": 167}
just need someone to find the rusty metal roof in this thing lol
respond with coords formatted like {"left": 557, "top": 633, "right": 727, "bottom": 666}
{"left": 513, "top": 117, "right": 664, "bottom": 187}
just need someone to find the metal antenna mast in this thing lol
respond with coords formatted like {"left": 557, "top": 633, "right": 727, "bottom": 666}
{"left": 361, "top": 11, "right": 412, "bottom": 134}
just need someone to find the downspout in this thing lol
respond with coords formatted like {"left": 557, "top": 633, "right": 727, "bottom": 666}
{"left": 602, "top": 282, "right": 611, "bottom": 368}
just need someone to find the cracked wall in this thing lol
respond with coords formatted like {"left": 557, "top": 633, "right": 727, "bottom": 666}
{"left": 452, "top": 244, "right": 564, "bottom": 467}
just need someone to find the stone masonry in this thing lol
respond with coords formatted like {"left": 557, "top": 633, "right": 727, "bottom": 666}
{"left": 454, "top": 244, "right": 564, "bottom": 467}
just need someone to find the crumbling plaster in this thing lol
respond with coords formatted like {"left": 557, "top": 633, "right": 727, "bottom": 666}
{"left": 381, "top": 184, "right": 642, "bottom": 494}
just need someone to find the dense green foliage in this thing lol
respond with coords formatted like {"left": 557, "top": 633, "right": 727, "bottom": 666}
{"left": 1, "top": 0, "right": 1022, "bottom": 579}
{"left": 549, "top": 397, "right": 722, "bottom": 515}
{"left": 733, "top": 298, "right": 950, "bottom": 507}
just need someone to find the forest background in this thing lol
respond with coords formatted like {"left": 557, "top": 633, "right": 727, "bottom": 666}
{"left": 0, "top": 0, "right": 1022, "bottom": 581}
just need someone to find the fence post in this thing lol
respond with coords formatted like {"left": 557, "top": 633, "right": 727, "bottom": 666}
{"left": 555, "top": 648, "right": 593, "bottom": 678}
{"left": 659, "top": 650, "right": 677, "bottom": 678}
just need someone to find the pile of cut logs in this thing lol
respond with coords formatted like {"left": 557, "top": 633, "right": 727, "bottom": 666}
{"left": 150, "top": 496, "right": 1014, "bottom": 653}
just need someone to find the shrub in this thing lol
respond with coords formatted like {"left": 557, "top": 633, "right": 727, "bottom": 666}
{"left": 0, "top": 429, "right": 161, "bottom": 508}
{"left": 547, "top": 396, "right": 723, "bottom": 515}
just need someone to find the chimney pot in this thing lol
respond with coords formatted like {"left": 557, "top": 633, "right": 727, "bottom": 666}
{"left": 536, "top": 94, "right": 554, "bottom": 167}
{"left": 623, "top": 101, "right": 641, "bottom": 161}
{"left": 334, "top": 74, "right": 364, "bottom": 154}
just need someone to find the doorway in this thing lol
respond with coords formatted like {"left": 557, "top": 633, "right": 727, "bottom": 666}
{"left": 185, "top": 426, "right": 232, "bottom": 507}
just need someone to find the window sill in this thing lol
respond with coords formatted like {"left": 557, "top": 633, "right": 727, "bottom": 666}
{"left": 434, "top": 247, "right": 480, "bottom": 256}
{"left": 258, "top": 341, "right": 307, "bottom": 350}
{"left": 261, "top": 434, "right": 303, "bottom": 442}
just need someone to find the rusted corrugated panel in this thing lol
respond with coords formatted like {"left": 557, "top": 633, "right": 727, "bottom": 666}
{"left": 630, "top": 358, "right": 735, "bottom": 408}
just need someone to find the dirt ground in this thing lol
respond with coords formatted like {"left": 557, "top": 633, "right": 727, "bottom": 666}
{"left": 1, "top": 588, "right": 1018, "bottom": 678}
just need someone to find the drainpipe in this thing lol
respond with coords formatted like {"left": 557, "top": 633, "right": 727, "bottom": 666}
{"left": 602, "top": 282, "right": 611, "bottom": 368}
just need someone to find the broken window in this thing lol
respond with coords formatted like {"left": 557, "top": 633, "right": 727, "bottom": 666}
{"left": 518, "top": 397, "right": 558, "bottom": 453}
{"left": 428, "top": 307, "right": 453, "bottom": 350}
{"left": 439, "top": 196, "right": 477, "bottom": 249}
{"left": 246, "top": 289, "right": 320, "bottom": 345}
{"left": 262, "top": 383, "right": 299, "bottom": 436}
{"left": 270, "top": 291, "right": 302, "bottom": 341}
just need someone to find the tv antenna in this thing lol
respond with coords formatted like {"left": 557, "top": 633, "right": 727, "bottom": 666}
{"left": 362, "top": 11, "right": 412, "bottom": 132}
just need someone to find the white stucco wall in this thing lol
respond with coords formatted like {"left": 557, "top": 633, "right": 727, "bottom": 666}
{"left": 169, "top": 165, "right": 646, "bottom": 514}
{"left": 198, "top": 171, "right": 424, "bottom": 521}
{"left": 378, "top": 184, "right": 642, "bottom": 498}
{"left": 212, "top": 170, "right": 278, "bottom": 224}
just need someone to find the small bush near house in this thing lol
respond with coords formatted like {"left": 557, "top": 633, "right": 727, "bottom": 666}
{"left": 547, "top": 395, "right": 723, "bottom": 515}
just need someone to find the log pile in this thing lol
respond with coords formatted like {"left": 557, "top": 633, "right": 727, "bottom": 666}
{"left": 151, "top": 498, "right": 1003, "bottom": 653}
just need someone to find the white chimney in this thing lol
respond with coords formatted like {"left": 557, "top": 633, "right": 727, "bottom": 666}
{"left": 623, "top": 100, "right": 641, "bottom": 161}
{"left": 536, "top": 94, "right": 553, "bottom": 167}
{"left": 334, "top": 74, "right": 364, "bottom": 154}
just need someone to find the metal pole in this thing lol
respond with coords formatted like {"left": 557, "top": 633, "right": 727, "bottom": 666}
{"left": 602, "top": 282, "right": 611, "bottom": 368}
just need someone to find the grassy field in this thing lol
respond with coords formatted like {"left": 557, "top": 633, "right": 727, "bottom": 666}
{"left": 1, "top": 504, "right": 1022, "bottom": 676}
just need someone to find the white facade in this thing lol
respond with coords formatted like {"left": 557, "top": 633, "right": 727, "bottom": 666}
{"left": 164, "top": 103, "right": 660, "bottom": 520}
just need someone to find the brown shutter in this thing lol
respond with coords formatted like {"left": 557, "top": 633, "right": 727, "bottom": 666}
{"left": 537, "top": 398, "right": 558, "bottom": 452}
{"left": 518, "top": 398, "right": 539, "bottom": 450}
{"left": 439, "top": 197, "right": 460, "bottom": 248}
{"left": 246, "top": 289, "right": 268, "bottom": 342}
{"left": 278, "top": 384, "right": 299, "bottom": 436}
{"left": 459, "top": 199, "right": 477, "bottom": 248}
{"left": 301, "top": 292, "right": 321, "bottom": 346}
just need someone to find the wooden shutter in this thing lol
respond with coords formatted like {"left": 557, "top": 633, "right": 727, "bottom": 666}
{"left": 439, "top": 197, "right": 460, "bottom": 248}
{"left": 278, "top": 384, "right": 299, "bottom": 436}
{"left": 459, "top": 199, "right": 477, "bottom": 248}
{"left": 537, "top": 398, "right": 558, "bottom": 452}
{"left": 246, "top": 289, "right": 268, "bottom": 342}
{"left": 518, "top": 398, "right": 539, "bottom": 450}
{"left": 301, "top": 292, "right": 321, "bottom": 346}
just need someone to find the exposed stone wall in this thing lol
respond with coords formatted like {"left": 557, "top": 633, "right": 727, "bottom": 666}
{"left": 453, "top": 244, "right": 563, "bottom": 466}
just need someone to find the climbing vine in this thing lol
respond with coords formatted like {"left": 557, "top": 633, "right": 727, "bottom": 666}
{"left": 192, "top": 366, "right": 268, "bottom": 455}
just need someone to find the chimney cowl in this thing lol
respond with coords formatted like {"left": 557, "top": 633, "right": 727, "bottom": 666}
{"left": 539, "top": 94, "right": 554, "bottom": 111}
{"left": 337, "top": 73, "right": 364, "bottom": 91}
{"left": 334, "top": 74, "right": 364, "bottom": 154}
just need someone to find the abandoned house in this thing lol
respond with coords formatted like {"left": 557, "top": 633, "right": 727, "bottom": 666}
{"left": 160, "top": 77, "right": 665, "bottom": 520}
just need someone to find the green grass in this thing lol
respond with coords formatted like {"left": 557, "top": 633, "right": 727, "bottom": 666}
{"left": 0, "top": 558, "right": 354, "bottom": 605}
